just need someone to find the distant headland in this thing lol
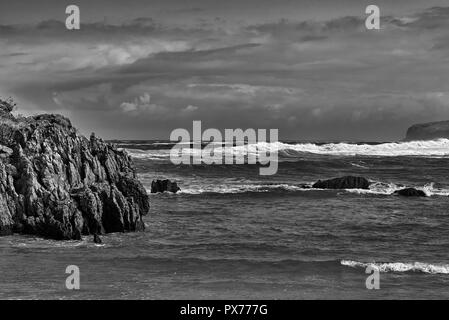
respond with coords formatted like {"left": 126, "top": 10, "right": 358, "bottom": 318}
{"left": 405, "top": 120, "right": 449, "bottom": 141}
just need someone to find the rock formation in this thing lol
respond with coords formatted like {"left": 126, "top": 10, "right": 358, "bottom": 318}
{"left": 151, "top": 179, "right": 181, "bottom": 193}
{"left": 405, "top": 120, "right": 449, "bottom": 141}
{"left": 93, "top": 233, "right": 102, "bottom": 244}
{"left": 312, "top": 176, "right": 371, "bottom": 189}
{"left": 394, "top": 188, "right": 427, "bottom": 197}
{"left": 0, "top": 99, "right": 149, "bottom": 240}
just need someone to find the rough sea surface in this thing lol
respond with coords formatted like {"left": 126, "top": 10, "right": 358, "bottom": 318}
{"left": 1, "top": 139, "right": 449, "bottom": 299}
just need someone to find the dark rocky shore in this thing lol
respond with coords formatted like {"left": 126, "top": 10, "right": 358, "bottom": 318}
{"left": 0, "top": 99, "right": 149, "bottom": 240}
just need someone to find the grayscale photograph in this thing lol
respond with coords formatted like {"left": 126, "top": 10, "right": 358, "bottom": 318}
{"left": 0, "top": 0, "right": 449, "bottom": 303}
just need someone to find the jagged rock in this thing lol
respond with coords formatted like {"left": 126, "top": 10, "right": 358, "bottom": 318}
{"left": 0, "top": 145, "right": 12, "bottom": 159}
{"left": 394, "top": 188, "right": 427, "bottom": 197}
{"left": 151, "top": 179, "right": 180, "bottom": 193}
{"left": 405, "top": 120, "right": 449, "bottom": 141}
{"left": 312, "top": 176, "right": 371, "bottom": 189}
{"left": 0, "top": 98, "right": 15, "bottom": 119}
{"left": 0, "top": 162, "right": 18, "bottom": 235}
{"left": 0, "top": 105, "right": 150, "bottom": 240}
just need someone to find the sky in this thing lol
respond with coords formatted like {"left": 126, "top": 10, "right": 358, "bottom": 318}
{"left": 1, "top": 0, "right": 449, "bottom": 140}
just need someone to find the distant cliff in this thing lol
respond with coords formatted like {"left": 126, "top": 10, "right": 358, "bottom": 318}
{"left": 0, "top": 99, "right": 149, "bottom": 239}
{"left": 405, "top": 120, "right": 449, "bottom": 141}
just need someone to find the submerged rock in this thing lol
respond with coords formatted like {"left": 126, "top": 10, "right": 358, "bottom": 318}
{"left": 312, "top": 176, "right": 371, "bottom": 189}
{"left": 0, "top": 99, "right": 149, "bottom": 239}
{"left": 151, "top": 179, "right": 180, "bottom": 193}
{"left": 394, "top": 188, "right": 427, "bottom": 197}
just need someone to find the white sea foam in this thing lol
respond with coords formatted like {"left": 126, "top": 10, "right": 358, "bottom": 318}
{"left": 341, "top": 260, "right": 449, "bottom": 274}
{"left": 126, "top": 139, "right": 449, "bottom": 159}
{"left": 147, "top": 180, "right": 449, "bottom": 196}
{"left": 125, "top": 149, "right": 171, "bottom": 160}
{"left": 148, "top": 183, "right": 305, "bottom": 195}
{"left": 242, "top": 139, "right": 449, "bottom": 157}
{"left": 347, "top": 181, "right": 449, "bottom": 196}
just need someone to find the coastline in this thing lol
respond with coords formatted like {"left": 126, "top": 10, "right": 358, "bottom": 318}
{"left": 0, "top": 101, "right": 150, "bottom": 240}
{"left": 1, "top": 108, "right": 449, "bottom": 299}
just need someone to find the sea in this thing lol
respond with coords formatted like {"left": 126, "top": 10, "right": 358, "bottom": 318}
{"left": 1, "top": 139, "right": 449, "bottom": 299}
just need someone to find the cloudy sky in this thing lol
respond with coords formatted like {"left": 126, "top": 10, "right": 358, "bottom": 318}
{"left": 1, "top": 0, "right": 449, "bottom": 140}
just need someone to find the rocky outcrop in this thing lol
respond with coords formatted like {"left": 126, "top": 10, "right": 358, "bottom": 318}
{"left": 93, "top": 233, "right": 102, "bottom": 244}
{"left": 0, "top": 101, "right": 149, "bottom": 240}
{"left": 394, "top": 188, "right": 427, "bottom": 197}
{"left": 151, "top": 179, "right": 180, "bottom": 193}
{"left": 312, "top": 176, "right": 371, "bottom": 189}
{"left": 405, "top": 120, "right": 449, "bottom": 141}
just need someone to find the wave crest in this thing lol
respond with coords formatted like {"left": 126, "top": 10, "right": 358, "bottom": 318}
{"left": 149, "top": 183, "right": 304, "bottom": 195}
{"left": 341, "top": 260, "right": 449, "bottom": 274}
{"left": 346, "top": 181, "right": 449, "bottom": 196}
{"left": 126, "top": 139, "right": 449, "bottom": 159}
{"left": 239, "top": 139, "right": 449, "bottom": 157}
{"left": 148, "top": 181, "right": 449, "bottom": 196}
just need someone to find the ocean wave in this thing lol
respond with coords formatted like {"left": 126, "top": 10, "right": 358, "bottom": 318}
{"left": 110, "top": 256, "right": 449, "bottom": 274}
{"left": 148, "top": 181, "right": 449, "bottom": 197}
{"left": 125, "top": 139, "right": 449, "bottom": 159}
{"left": 346, "top": 181, "right": 449, "bottom": 196}
{"left": 108, "top": 256, "right": 345, "bottom": 271}
{"left": 230, "top": 139, "right": 449, "bottom": 157}
{"left": 341, "top": 260, "right": 449, "bottom": 274}
{"left": 2, "top": 236, "right": 105, "bottom": 249}
{"left": 149, "top": 183, "right": 306, "bottom": 195}
{"left": 124, "top": 149, "right": 171, "bottom": 160}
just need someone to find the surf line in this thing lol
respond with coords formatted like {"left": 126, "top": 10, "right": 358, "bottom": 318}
{"left": 169, "top": 120, "right": 279, "bottom": 175}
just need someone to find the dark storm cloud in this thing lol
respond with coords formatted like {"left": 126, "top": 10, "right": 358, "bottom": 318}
{"left": 1, "top": 2, "right": 449, "bottom": 139}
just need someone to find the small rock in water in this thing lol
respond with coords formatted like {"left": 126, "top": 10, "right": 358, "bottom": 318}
{"left": 312, "top": 176, "right": 371, "bottom": 189}
{"left": 394, "top": 188, "right": 427, "bottom": 197}
{"left": 93, "top": 234, "right": 102, "bottom": 244}
{"left": 151, "top": 179, "right": 181, "bottom": 193}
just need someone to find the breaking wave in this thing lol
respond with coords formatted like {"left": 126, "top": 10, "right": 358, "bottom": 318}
{"left": 225, "top": 139, "right": 449, "bottom": 157}
{"left": 273, "top": 139, "right": 449, "bottom": 157}
{"left": 151, "top": 183, "right": 305, "bottom": 195}
{"left": 125, "top": 139, "right": 449, "bottom": 159}
{"left": 125, "top": 149, "right": 171, "bottom": 160}
{"left": 148, "top": 181, "right": 449, "bottom": 196}
{"left": 341, "top": 260, "right": 449, "bottom": 274}
{"left": 345, "top": 181, "right": 449, "bottom": 196}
